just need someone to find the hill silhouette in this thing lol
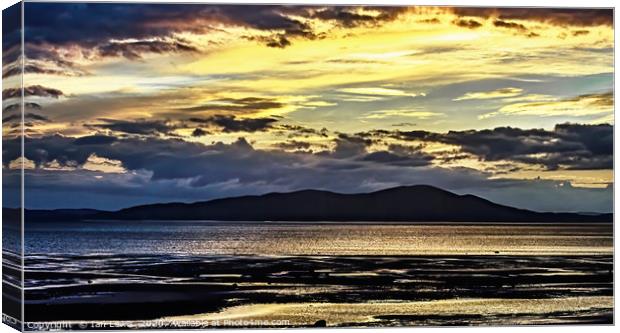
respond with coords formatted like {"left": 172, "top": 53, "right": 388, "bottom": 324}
{"left": 81, "top": 185, "right": 611, "bottom": 223}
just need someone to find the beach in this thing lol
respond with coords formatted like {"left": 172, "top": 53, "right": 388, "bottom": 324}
{"left": 17, "top": 221, "right": 614, "bottom": 328}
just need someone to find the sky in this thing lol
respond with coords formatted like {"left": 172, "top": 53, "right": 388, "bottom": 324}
{"left": 1, "top": 3, "right": 614, "bottom": 212}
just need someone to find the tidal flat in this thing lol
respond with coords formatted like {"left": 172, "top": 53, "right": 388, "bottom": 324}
{"left": 19, "top": 253, "right": 613, "bottom": 328}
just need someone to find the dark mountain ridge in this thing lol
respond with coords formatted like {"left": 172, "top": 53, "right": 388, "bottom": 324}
{"left": 9, "top": 185, "right": 611, "bottom": 223}
{"left": 89, "top": 185, "right": 611, "bottom": 223}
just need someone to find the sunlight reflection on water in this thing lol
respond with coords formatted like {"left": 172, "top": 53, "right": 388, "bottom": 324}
{"left": 25, "top": 222, "right": 612, "bottom": 255}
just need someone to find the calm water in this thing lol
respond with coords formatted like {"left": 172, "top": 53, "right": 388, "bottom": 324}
{"left": 17, "top": 221, "right": 614, "bottom": 327}
{"left": 24, "top": 221, "right": 612, "bottom": 256}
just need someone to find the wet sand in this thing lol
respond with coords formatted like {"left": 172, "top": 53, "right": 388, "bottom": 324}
{"left": 20, "top": 253, "right": 613, "bottom": 328}
{"left": 166, "top": 297, "right": 613, "bottom": 326}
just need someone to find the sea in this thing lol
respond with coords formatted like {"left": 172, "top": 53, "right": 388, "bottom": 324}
{"left": 23, "top": 221, "right": 612, "bottom": 256}
{"left": 3, "top": 221, "right": 613, "bottom": 328}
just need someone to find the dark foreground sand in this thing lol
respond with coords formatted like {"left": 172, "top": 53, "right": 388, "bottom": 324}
{"left": 14, "top": 253, "right": 613, "bottom": 328}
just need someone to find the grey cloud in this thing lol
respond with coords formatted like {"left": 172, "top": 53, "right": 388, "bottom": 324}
{"left": 274, "top": 140, "right": 313, "bottom": 150}
{"left": 88, "top": 119, "right": 178, "bottom": 136}
{"left": 3, "top": 85, "right": 64, "bottom": 99}
{"left": 97, "top": 38, "right": 199, "bottom": 60}
{"left": 329, "top": 133, "right": 374, "bottom": 158}
{"left": 274, "top": 124, "right": 329, "bottom": 138}
{"left": 73, "top": 135, "right": 118, "bottom": 145}
{"left": 2, "top": 113, "right": 49, "bottom": 123}
{"left": 451, "top": 8, "right": 612, "bottom": 27}
{"left": 191, "top": 128, "right": 209, "bottom": 137}
{"left": 4, "top": 133, "right": 612, "bottom": 213}
{"left": 310, "top": 6, "right": 407, "bottom": 28}
{"left": 360, "top": 151, "right": 432, "bottom": 167}
{"left": 3, "top": 103, "right": 42, "bottom": 113}
{"left": 387, "top": 123, "right": 612, "bottom": 170}
{"left": 188, "top": 115, "right": 278, "bottom": 133}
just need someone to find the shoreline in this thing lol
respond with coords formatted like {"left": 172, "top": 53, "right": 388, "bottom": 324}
{"left": 20, "top": 253, "right": 613, "bottom": 327}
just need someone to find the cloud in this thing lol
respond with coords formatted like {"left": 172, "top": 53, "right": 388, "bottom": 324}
{"left": 418, "top": 18, "right": 441, "bottom": 24}
{"left": 188, "top": 115, "right": 278, "bottom": 133}
{"left": 21, "top": 3, "right": 407, "bottom": 64}
{"left": 6, "top": 133, "right": 612, "bottom": 213}
{"left": 247, "top": 35, "right": 292, "bottom": 48}
{"left": 360, "top": 143, "right": 434, "bottom": 167}
{"left": 492, "top": 20, "right": 539, "bottom": 37}
{"left": 338, "top": 87, "right": 423, "bottom": 97}
{"left": 191, "top": 128, "right": 209, "bottom": 137}
{"left": 3, "top": 103, "right": 42, "bottom": 113}
{"left": 2, "top": 113, "right": 49, "bottom": 123}
{"left": 493, "top": 20, "right": 527, "bottom": 31}
{"left": 2, "top": 85, "right": 64, "bottom": 99}
{"left": 310, "top": 6, "right": 407, "bottom": 28}
{"left": 3, "top": 60, "right": 88, "bottom": 78}
{"left": 481, "top": 91, "right": 613, "bottom": 119}
{"left": 273, "top": 140, "right": 313, "bottom": 151}
{"left": 88, "top": 119, "right": 178, "bottom": 136}
{"left": 179, "top": 97, "right": 284, "bottom": 113}
{"left": 453, "top": 87, "right": 523, "bottom": 101}
{"left": 572, "top": 30, "right": 590, "bottom": 36}
{"left": 97, "top": 38, "right": 199, "bottom": 60}
{"left": 389, "top": 123, "right": 612, "bottom": 171}
{"left": 73, "top": 135, "right": 118, "bottom": 145}
{"left": 452, "top": 18, "right": 483, "bottom": 29}
{"left": 360, "top": 109, "right": 443, "bottom": 120}
{"left": 274, "top": 124, "right": 329, "bottom": 138}
{"left": 314, "top": 133, "right": 374, "bottom": 159}
{"left": 451, "top": 8, "right": 612, "bottom": 27}
{"left": 81, "top": 154, "right": 126, "bottom": 173}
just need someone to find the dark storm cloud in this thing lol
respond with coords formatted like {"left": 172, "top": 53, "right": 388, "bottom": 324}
{"left": 2, "top": 3, "right": 21, "bottom": 63}
{"left": 5, "top": 135, "right": 302, "bottom": 185}
{"left": 9, "top": 134, "right": 612, "bottom": 213}
{"left": 13, "top": 4, "right": 613, "bottom": 74}
{"left": 97, "top": 38, "right": 199, "bottom": 60}
{"left": 360, "top": 151, "right": 433, "bottom": 167}
{"left": 310, "top": 6, "right": 406, "bottom": 28}
{"left": 3, "top": 130, "right": 612, "bottom": 211}
{"left": 387, "top": 123, "right": 612, "bottom": 170}
{"left": 2, "top": 85, "right": 64, "bottom": 99}
{"left": 328, "top": 133, "right": 374, "bottom": 158}
{"left": 88, "top": 119, "right": 178, "bottom": 136}
{"left": 452, "top": 18, "right": 482, "bottom": 29}
{"left": 22, "top": 2, "right": 411, "bottom": 66}
{"left": 24, "top": 3, "right": 314, "bottom": 56}
{"left": 25, "top": 3, "right": 207, "bottom": 47}
{"left": 451, "top": 8, "right": 612, "bottom": 26}
{"left": 188, "top": 115, "right": 278, "bottom": 133}
{"left": 2, "top": 134, "right": 468, "bottom": 192}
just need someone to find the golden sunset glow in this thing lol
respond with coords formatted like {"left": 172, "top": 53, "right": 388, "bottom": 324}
{"left": 2, "top": 3, "right": 613, "bottom": 212}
